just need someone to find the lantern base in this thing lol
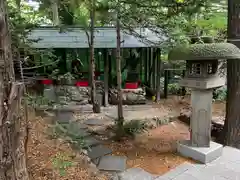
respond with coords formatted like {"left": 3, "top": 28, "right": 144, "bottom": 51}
{"left": 177, "top": 140, "right": 223, "bottom": 164}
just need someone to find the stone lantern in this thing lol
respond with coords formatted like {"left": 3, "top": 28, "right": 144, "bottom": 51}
{"left": 168, "top": 43, "right": 240, "bottom": 163}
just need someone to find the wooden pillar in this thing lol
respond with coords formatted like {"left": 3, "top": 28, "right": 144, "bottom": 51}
{"left": 156, "top": 48, "right": 161, "bottom": 102}
{"left": 181, "top": 70, "right": 186, "bottom": 96}
{"left": 96, "top": 48, "right": 100, "bottom": 73}
{"left": 103, "top": 49, "right": 109, "bottom": 106}
{"left": 108, "top": 49, "right": 112, "bottom": 87}
{"left": 164, "top": 69, "right": 169, "bottom": 99}
{"left": 144, "top": 48, "right": 148, "bottom": 83}
{"left": 148, "top": 48, "right": 152, "bottom": 86}
{"left": 139, "top": 48, "right": 143, "bottom": 82}
{"left": 152, "top": 48, "right": 156, "bottom": 89}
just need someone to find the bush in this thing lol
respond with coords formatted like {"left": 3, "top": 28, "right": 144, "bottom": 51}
{"left": 168, "top": 83, "right": 181, "bottom": 95}
{"left": 113, "top": 119, "right": 148, "bottom": 140}
{"left": 213, "top": 86, "right": 227, "bottom": 101}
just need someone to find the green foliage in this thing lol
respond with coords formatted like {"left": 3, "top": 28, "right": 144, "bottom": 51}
{"left": 48, "top": 122, "right": 89, "bottom": 150}
{"left": 168, "top": 83, "right": 181, "bottom": 95}
{"left": 113, "top": 119, "right": 148, "bottom": 140}
{"left": 51, "top": 152, "right": 73, "bottom": 176}
{"left": 26, "top": 94, "right": 54, "bottom": 108}
{"left": 213, "top": 87, "right": 227, "bottom": 101}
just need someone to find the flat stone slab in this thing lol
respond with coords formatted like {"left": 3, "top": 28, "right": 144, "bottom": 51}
{"left": 84, "top": 137, "right": 101, "bottom": 147}
{"left": 97, "top": 155, "right": 127, "bottom": 172}
{"left": 92, "top": 158, "right": 100, "bottom": 165}
{"left": 158, "top": 163, "right": 195, "bottom": 179}
{"left": 118, "top": 167, "right": 155, "bottom": 180}
{"left": 177, "top": 140, "right": 223, "bottom": 164}
{"left": 78, "top": 123, "right": 88, "bottom": 129}
{"left": 87, "top": 145, "right": 112, "bottom": 159}
{"left": 84, "top": 118, "right": 107, "bottom": 126}
{"left": 66, "top": 123, "right": 90, "bottom": 137}
{"left": 155, "top": 146, "right": 240, "bottom": 180}
{"left": 55, "top": 111, "right": 75, "bottom": 123}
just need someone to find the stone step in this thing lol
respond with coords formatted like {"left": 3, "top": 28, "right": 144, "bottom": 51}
{"left": 97, "top": 155, "right": 127, "bottom": 172}
{"left": 87, "top": 145, "right": 112, "bottom": 159}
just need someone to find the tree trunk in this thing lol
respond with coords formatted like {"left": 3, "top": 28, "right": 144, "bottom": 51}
{"left": 90, "top": 0, "right": 99, "bottom": 113}
{"left": 116, "top": 14, "right": 124, "bottom": 123}
{"left": 0, "top": 0, "right": 29, "bottom": 179}
{"left": 221, "top": 0, "right": 240, "bottom": 148}
{"left": 51, "top": 0, "right": 59, "bottom": 26}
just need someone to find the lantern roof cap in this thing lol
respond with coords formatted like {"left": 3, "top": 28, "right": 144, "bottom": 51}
{"left": 168, "top": 43, "right": 240, "bottom": 61}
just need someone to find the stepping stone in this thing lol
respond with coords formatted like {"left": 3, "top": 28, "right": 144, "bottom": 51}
{"left": 66, "top": 122, "right": 90, "bottom": 137}
{"left": 68, "top": 128, "right": 90, "bottom": 138}
{"left": 55, "top": 110, "right": 75, "bottom": 124}
{"left": 79, "top": 124, "right": 88, "bottom": 129}
{"left": 97, "top": 155, "right": 127, "bottom": 172}
{"left": 118, "top": 168, "right": 155, "bottom": 180}
{"left": 84, "top": 137, "right": 101, "bottom": 147}
{"left": 92, "top": 158, "right": 100, "bottom": 165}
{"left": 67, "top": 121, "right": 88, "bottom": 129}
{"left": 87, "top": 145, "right": 112, "bottom": 159}
{"left": 108, "top": 172, "right": 119, "bottom": 180}
{"left": 84, "top": 118, "right": 107, "bottom": 126}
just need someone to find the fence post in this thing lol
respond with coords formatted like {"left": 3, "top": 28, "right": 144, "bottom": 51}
{"left": 156, "top": 48, "right": 161, "bottom": 102}
{"left": 181, "top": 70, "right": 186, "bottom": 96}
{"left": 164, "top": 69, "right": 169, "bottom": 99}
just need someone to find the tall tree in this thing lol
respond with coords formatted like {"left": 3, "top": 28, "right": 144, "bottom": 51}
{"left": 116, "top": 3, "right": 124, "bottom": 124}
{"left": 89, "top": 0, "right": 99, "bottom": 113}
{"left": 222, "top": 0, "right": 240, "bottom": 148}
{"left": 0, "top": 0, "right": 29, "bottom": 179}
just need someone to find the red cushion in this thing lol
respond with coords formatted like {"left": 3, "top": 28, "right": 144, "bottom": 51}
{"left": 41, "top": 79, "right": 53, "bottom": 85}
{"left": 75, "top": 81, "right": 89, "bottom": 87}
{"left": 125, "top": 82, "right": 138, "bottom": 89}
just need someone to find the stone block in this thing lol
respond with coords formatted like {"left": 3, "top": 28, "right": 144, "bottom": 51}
{"left": 97, "top": 155, "right": 127, "bottom": 172}
{"left": 177, "top": 140, "right": 223, "bottom": 164}
{"left": 87, "top": 145, "right": 112, "bottom": 159}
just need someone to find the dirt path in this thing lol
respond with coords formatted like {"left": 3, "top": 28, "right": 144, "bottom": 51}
{"left": 27, "top": 112, "right": 107, "bottom": 180}
{"left": 109, "top": 120, "right": 194, "bottom": 175}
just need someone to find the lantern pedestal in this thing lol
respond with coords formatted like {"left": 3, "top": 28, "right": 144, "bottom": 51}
{"left": 177, "top": 88, "right": 223, "bottom": 164}
{"left": 177, "top": 140, "right": 223, "bottom": 164}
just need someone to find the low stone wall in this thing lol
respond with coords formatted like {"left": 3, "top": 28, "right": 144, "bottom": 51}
{"left": 44, "top": 85, "right": 90, "bottom": 105}
{"left": 109, "top": 88, "right": 146, "bottom": 105}
{"left": 43, "top": 84, "right": 147, "bottom": 106}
